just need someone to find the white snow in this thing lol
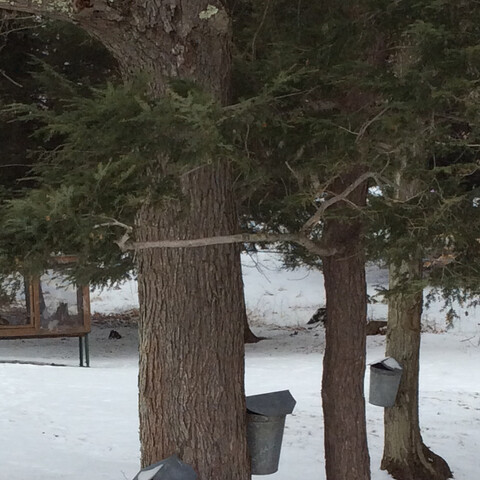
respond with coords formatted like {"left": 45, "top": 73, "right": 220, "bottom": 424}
{"left": 1, "top": 251, "right": 479, "bottom": 480}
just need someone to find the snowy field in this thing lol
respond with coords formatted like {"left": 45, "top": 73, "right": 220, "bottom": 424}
{"left": 1, "top": 252, "right": 479, "bottom": 480}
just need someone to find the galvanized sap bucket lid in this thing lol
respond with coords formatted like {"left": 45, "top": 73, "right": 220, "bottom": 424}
{"left": 131, "top": 454, "right": 197, "bottom": 480}
{"left": 246, "top": 390, "right": 296, "bottom": 417}
{"left": 370, "top": 357, "right": 403, "bottom": 373}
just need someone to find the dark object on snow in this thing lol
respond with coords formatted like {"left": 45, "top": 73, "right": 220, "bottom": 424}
{"left": 366, "top": 320, "right": 387, "bottom": 335}
{"left": 108, "top": 329, "right": 122, "bottom": 339}
{"left": 131, "top": 454, "right": 197, "bottom": 480}
{"left": 246, "top": 390, "right": 296, "bottom": 475}
{"left": 245, "top": 324, "right": 265, "bottom": 344}
{"left": 308, "top": 307, "right": 387, "bottom": 336}
{"left": 369, "top": 357, "right": 403, "bottom": 407}
{"left": 307, "top": 307, "right": 327, "bottom": 325}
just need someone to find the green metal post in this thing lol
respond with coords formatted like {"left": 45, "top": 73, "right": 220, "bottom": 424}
{"left": 79, "top": 336, "right": 84, "bottom": 367}
{"left": 85, "top": 334, "right": 90, "bottom": 367}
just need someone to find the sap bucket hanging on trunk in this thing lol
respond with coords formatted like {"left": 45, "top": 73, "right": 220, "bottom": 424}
{"left": 246, "top": 389, "right": 296, "bottom": 475}
{"left": 131, "top": 454, "right": 197, "bottom": 480}
{"left": 369, "top": 357, "right": 403, "bottom": 407}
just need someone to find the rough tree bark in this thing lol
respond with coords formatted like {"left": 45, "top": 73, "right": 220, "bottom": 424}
{"left": 94, "top": 6, "right": 250, "bottom": 477}
{"left": 382, "top": 259, "right": 452, "bottom": 480}
{"left": 0, "top": 1, "right": 250, "bottom": 478}
{"left": 137, "top": 162, "right": 249, "bottom": 476}
{"left": 381, "top": 172, "right": 452, "bottom": 480}
{"left": 321, "top": 167, "right": 371, "bottom": 480}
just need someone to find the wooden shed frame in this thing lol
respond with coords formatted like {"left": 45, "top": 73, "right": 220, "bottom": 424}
{"left": 0, "top": 280, "right": 91, "bottom": 338}
{"left": 0, "top": 256, "right": 91, "bottom": 366}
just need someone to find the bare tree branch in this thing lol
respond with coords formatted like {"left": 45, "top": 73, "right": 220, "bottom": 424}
{"left": 0, "top": 20, "right": 41, "bottom": 37}
{"left": 98, "top": 220, "right": 337, "bottom": 257}
{"left": 95, "top": 170, "right": 388, "bottom": 257}
{"left": 94, "top": 219, "right": 133, "bottom": 231}
{"left": 0, "top": 0, "right": 72, "bottom": 19}
{"left": 94, "top": 219, "right": 133, "bottom": 253}
{"left": 285, "top": 159, "right": 305, "bottom": 187}
{"left": 301, "top": 171, "right": 378, "bottom": 233}
{"left": 122, "top": 233, "right": 337, "bottom": 257}
{"left": 250, "top": 0, "right": 270, "bottom": 59}
{"left": 0, "top": 0, "right": 122, "bottom": 25}
{"left": 0, "top": 163, "right": 33, "bottom": 168}
{"left": 0, "top": 70, "right": 23, "bottom": 87}
{"left": 333, "top": 106, "right": 389, "bottom": 141}
{"left": 356, "top": 106, "right": 389, "bottom": 143}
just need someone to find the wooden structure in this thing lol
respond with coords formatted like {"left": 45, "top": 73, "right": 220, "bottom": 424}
{"left": 0, "top": 257, "right": 91, "bottom": 366}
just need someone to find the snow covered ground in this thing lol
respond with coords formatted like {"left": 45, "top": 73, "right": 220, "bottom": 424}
{"left": 1, "top": 252, "right": 479, "bottom": 480}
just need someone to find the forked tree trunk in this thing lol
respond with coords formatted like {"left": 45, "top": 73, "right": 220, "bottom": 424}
{"left": 381, "top": 258, "right": 452, "bottom": 480}
{"left": 321, "top": 168, "right": 370, "bottom": 480}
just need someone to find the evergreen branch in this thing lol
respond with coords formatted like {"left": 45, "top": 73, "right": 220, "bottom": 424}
{"left": 124, "top": 233, "right": 337, "bottom": 257}
{"left": 301, "top": 171, "right": 378, "bottom": 233}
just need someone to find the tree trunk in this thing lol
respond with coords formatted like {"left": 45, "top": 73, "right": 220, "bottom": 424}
{"left": 381, "top": 258, "right": 452, "bottom": 480}
{"left": 116, "top": 4, "right": 249, "bottom": 477}
{"left": 381, "top": 168, "right": 451, "bottom": 480}
{"left": 136, "top": 162, "right": 249, "bottom": 478}
{"left": 321, "top": 168, "right": 371, "bottom": 480}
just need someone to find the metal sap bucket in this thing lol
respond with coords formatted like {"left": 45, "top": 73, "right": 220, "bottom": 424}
{"left": 131, "top": 454, "right": 197, "bottom": 480}
{"left": 369, "top": 357, "right": 403, "bottom": 407}
{"left": 246, "top": 390, "right": 296, "bottom": 475}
